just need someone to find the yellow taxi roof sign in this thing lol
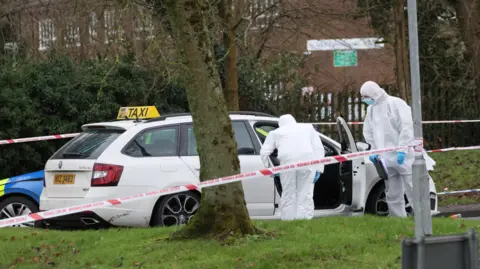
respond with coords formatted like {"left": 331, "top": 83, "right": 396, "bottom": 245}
{"left": 117, "top": 106, "right": 160, "bottom": 120}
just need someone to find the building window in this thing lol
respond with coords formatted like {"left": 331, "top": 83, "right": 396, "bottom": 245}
{"left": 65, "top": 19, "right": 80, "bottom": 48}
{"left": 249, "top": 0, "right": 280, "bottom": 30}
{"left": 347, "top": 96, "right": 366, "bottom": 121}
{"left": 264, "top": 81, "right": 284, "bottom": 101}
{"left": 38, "top": 19, "right": 56, "bottom": 51}
{"left": 88, "top": 12, "right": 97, "bottom": 43}
{"left": 104, "top": 10, "right": 124, "bottom": 44}
{"left": 135, "top": 10, "right": 154, "bottom": 40}
{"left": 320, "top": 93, "right": 333, "bottom": 120}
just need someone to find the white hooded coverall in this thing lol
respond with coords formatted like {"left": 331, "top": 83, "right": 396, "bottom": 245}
{"left": 361, "top": 81, "right": 415, "bottom": 217}
{"left": 260, "top": 114, "right": 325, "bottom": 220}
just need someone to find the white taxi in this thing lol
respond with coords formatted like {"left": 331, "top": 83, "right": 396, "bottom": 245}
{"left": 39, "top": 107, "right": 439, "bottom": 228}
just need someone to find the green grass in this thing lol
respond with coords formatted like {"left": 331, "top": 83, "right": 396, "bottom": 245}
{"left": 1, "top": 216, "right": 480, "bottom": 269}
{"left": 430, "top": 150, "right": 480, "bottom": 206}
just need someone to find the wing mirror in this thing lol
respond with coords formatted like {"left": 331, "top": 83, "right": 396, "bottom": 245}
{"left": 356, "top": 142, "right": 371, "bottom": 151}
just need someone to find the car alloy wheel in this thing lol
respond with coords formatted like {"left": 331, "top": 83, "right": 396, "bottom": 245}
{"left": 376, "top": 190, "right": 414, "bottom": 217}
{"left": 0, "top": 202, "right": 34, "bottom": 228}
{"left": 375, "top": 191, "right": 389, "bottom": 217}
{"left": 160, "top": 193, "right": 200, "bottom": 226}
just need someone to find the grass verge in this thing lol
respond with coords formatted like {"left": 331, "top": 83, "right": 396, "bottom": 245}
{"left": 430, "top": 150, "right": 480, "bottom": 206}
{"left": 1, "top": 216, "right": 479, "bottom": 269}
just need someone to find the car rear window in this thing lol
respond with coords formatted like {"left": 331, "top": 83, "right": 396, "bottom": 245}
{"left": 50, "top": 129, "right": 124, "bottom": 160}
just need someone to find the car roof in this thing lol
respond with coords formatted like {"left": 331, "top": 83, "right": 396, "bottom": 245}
{"left": 82, "top": 120, "right": 140, "bottom": 131}
{"left": 80, "top": 112, "right": 341, "bottom": 147}
{"left": 81, "top": 112, "right": 279, "bottom": 131}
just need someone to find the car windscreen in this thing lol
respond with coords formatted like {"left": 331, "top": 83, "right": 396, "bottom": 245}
{"left": 50, "top": 129, "right": 124, "bottom": 160}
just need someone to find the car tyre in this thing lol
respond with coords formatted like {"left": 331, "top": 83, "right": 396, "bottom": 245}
{"left": 151, "top": 192, "right": 201, "bottom": 227}
{"left": 365, "top": 181, "right": 413, "bottom": 217}
{"left": 0, "top": 196, "right": 43, "bottom": 228}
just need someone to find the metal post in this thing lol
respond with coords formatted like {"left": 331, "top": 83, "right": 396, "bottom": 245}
{"left": 415, "top": 236, "right": 426, "bottom": 269}
{"left": 407, "top": 0, "right": 433, "bottom": 237}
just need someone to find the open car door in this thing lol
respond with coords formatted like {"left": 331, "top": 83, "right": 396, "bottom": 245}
{"left": 336, "top": 116, "right": 367, "bottom": 211}
{"left": 252, "top": 123, "right": 283, "bottom": 197}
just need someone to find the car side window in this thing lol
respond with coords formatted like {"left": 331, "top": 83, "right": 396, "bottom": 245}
{"left": 185, "top": 121, "right": 256, "bottom": 156}
{"left": 254, "top": 121, "right": 335, "bottom": 155}
{"left": 233, "top": 122, "right": 256, "bottom": 155}
{"left": 253, "top": 122, "right": 279, "bottom": 143}
{"left": 186, "top": 127, "right": 197, "bottom": 156}
{"left": 123, "top": 126, "right": 178, "bottom": 157}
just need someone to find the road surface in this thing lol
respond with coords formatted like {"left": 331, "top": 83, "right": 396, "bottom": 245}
{"left": 438, "top": 204, "right": 480, "bottom": 218}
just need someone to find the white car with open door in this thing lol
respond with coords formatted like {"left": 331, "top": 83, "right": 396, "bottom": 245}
{"left": 39, "top": 107, "right": 439, "bottom": 229}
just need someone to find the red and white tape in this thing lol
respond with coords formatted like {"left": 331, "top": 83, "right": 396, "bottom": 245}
{"left": 437, "top": 188, "right": 480, "bottom": 196}
{"left": 5, "top": 143, "right": 476, "bottom": 188}
{"left": 307, "top": 119, "right": 480, "bottom": 125}
{"left": 0, "top": 133, "right": 80, "bottom": 145}
{"left": 427, "top": 145, "right": 480, "bottom": 196}
{"left": 427, "top": 145, "right": 480, "bottom": 153}
{"left": 0, "top": 144, "right": 410, "bottom": 228}
{"left": 1, "top": 142, "right": 477, "bottom": 189}
{"left": 1, "top": 119, "right": 479, "bottom": 145}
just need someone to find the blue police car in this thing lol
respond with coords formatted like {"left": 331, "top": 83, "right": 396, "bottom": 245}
{"left": 0, "top": 170, "right": 44, "bottom": 227}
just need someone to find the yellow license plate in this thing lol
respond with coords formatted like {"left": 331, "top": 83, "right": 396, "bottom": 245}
{"left": 54, "top": 174, "right": 76, "bottom": 184}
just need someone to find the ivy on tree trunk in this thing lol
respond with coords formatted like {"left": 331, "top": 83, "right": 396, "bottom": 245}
{"left": 163, "top": 0, "right": 259, "bottom": 240}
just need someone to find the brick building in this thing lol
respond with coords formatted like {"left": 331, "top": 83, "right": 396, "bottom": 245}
{"left": 250, "top": 0, "right": 395, "bottom": 93}
{"left": 2, "top": 0, "right": 395, "bottom": 93}
{"left": 3, "top": 0, "right": 163, "bottom": 60}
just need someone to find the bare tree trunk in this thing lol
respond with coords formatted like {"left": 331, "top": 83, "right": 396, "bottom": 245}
{"left": 163, "top": 0, "right": 258, "bottom": 240}
{"left": 455, "top": 0, "right": 480, "bottom": 106}
{"left": 393, "top": 0, "right": 411, "bottom": 103}
{"left": 219, "top": 0, "right": 240, "bottom": 111}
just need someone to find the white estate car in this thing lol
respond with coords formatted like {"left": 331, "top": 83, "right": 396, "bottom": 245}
{"left": 40, "top": 111, "right": 439, "bottom": 228}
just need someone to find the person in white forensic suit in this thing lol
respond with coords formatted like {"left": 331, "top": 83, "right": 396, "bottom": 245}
{"left": 403, "top": 149, "right": 436, "bottom": 213}
{"left": 360, "top": 81, "right": 416, "bottom": 217}
{"left": 260, "top": 114, "right": 325, "bottom": 220}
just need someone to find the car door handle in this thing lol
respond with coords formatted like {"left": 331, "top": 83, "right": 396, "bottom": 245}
{"left": 195, "top": 168, "right": 200, "bottom": 171}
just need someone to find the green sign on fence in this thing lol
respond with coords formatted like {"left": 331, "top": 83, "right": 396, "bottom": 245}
{"left": 333, "top": 50, "right": 357, "bottom": 67}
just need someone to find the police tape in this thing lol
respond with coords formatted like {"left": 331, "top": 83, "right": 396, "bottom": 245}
{"left": 437, "top": 189, "right": 480, "bottom": 196}
{"left": 0, "top": 144, "right": 410, "bottom": 228}
{"left": 307, "top": 119, "right": 480, "bottom": 125}
{"left": 0, "top": 133, "right": 80, "bottom": 145}
{"left": 426, "top": 145, "right": 480, "bottom": 153}
{"left": 428, "top": 146, "right": 480, "bottom": 196}
{"left": 5, "top": 143, "right": 474, "bottom": 188}
{"left": 1, "top": 119, "right": 480, "bottom": 145}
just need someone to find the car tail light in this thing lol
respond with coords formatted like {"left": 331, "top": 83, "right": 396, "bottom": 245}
{"left": 91, "top": 163, "right": 124, "bottom": 187}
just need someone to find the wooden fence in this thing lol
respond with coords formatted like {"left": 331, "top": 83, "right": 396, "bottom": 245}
{"left": 301, "top": 91, "right": 367, "bottom": 143}
{"left": 300, "top": 90, "right": 480, "bottom": 149}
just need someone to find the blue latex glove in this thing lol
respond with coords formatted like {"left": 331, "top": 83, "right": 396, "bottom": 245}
{"left": 313, "top": 171, "right": 321, "bottom": 183}
{"left": 397, "top": 152, "right": 406, "bottom": 165}
{"left": 369, "top": 155, "right": 379, "bottom": 164}
{"left": 271, "top": 173, "right": 280, "bottom": 178}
